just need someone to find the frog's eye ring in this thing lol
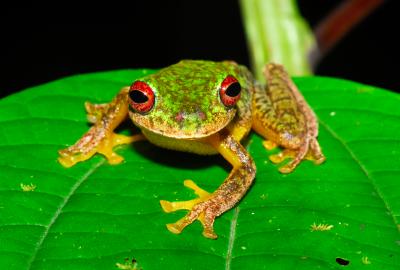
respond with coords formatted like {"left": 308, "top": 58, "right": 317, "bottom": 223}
{"left": 219, "top": 75, "right": 241, "bottom": 107}
{"left": 128, "top": 81, "right": 155, "bottom": 113}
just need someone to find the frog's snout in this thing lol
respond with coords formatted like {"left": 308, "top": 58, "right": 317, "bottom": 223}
{"left": 175, "top": 110, "right": 206, "bottom": 123}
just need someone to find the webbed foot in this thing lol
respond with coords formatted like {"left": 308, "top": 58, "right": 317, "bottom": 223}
{"left": 58, "top": 129, "right": 144, "bottom": 167}
{"left": 266, "top": 137, "right": 325, "bottom": 173}
{"left": 160, "top": 180, "right": 221, "bottom": 239}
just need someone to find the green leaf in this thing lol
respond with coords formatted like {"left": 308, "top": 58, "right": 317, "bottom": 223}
{"left": 1, "top": 70, "right": 399, "bottom": 270}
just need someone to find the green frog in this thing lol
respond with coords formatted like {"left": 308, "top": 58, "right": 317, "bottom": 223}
{"left": 58, "top": 60, "right": 325, "bottom": 239}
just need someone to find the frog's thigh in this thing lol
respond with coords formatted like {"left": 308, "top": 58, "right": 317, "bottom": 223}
{"left": 252, "top": 63, "right": 326, "bottom": 173}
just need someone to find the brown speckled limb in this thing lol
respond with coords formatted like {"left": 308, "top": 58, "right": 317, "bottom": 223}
{"left": 58, "top": 87, "right": 145, "bottom": 167}
{"left": 252, "top": 63, "right": 325, "bottom": 173}
{"left": 160, "top": 131, "right": 256, "bottom": 239}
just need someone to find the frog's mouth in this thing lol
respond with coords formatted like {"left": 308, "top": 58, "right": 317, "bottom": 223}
{"left": 129, "top": 108, "right": 236, "bottom": 139}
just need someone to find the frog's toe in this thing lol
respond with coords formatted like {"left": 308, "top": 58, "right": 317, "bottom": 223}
{"left": 112, "top": 133, "right": 144, "bottom": 145}
{"left": 183, "top": 179, "right": 211, "bottom": 197}
{"left": 262, "top": 140, "right": 278, "bottom": 150}
{"left": 269, "top": 149, "right": 294, "bottom": 164}
{"left": 309, "top": 138, "right": 326, "bottom": 165}
{"left": 160, "top": 180, "right": 211, "bottom": 212}
{"left": 202, "top": 226, "right": 218, "bottom": 239}
{"left": 102, "top": 133, "right": 145, "bottom": 164}
{"left": 58, "top": 153, "right": 78, "bottom": 168}
{"left": 99, "top": 150, "right": 124, "bottom": 165}
{"left": 278, "top": 161, "right": 298, "bottom": 174}
{"left": 308, "top": 151, "right": 326, "bottom": 165}
{"left": 314, "top": 155, "right": 326, "bottom": 165}
{"left": 58, "top": 148, "right": 97, "bottom": 168}
{"left": 166, "top": 220, "right": 186, "bottom": 235}
{"left": 159, "top": 198, "right": 200, "bottom": 212}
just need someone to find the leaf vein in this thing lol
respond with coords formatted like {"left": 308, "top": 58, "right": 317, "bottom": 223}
{"left": 318, "top": 120, "right": 399, "bottom": 230}
{"left": 26, "top": 160, "right": 105, "bottom": 269}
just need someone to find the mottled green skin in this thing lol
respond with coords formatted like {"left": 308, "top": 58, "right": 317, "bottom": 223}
{"left": 129, "top": 60, "right": 253, "bottom": 139}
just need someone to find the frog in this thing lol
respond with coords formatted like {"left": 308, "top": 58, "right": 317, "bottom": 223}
{"left": 58, "top": 60, "right": 325, "bottom": 239}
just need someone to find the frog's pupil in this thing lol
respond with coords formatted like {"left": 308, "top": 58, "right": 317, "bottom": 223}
{"left": 225, "top": 82, "right": 241, "bottom": 97}
{"left": 130, "top": 90, "right": 149, "bottom": 103}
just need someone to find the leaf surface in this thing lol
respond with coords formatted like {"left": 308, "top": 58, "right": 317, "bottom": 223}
{"left": 0, "top": 70, "right": 399, "bottom": 270}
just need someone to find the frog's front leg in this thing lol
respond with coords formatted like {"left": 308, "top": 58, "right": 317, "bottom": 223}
{"left": 252, "top": 63, "right": 325, "bottom": 173}
{"left": 58, "top": 87, "right": 145, "bottom": 167}
{"left": 160, "top": 131, "right": 256, "bottom": 239}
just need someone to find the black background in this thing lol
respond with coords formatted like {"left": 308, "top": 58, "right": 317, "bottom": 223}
{"left": 1, "top": 1, "right": 398, "bottom": 98}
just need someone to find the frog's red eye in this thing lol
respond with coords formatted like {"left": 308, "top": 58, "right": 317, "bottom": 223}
{"left": 219, "top": 75, "right": 241, "bottom": 107}
{"left": 128, "top": 81, "right": 155, "bottom": 113}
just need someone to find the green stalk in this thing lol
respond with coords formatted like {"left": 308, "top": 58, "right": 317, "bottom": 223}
{"left": 239, "top": 0, "right": 315, "bottom": 81}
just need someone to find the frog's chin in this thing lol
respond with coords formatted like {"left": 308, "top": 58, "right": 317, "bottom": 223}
{"left": 139, "top": 128, "right": 220, "bottom": 155}
{"left": 129, "top": 109, "right": 236, "bottom": 139}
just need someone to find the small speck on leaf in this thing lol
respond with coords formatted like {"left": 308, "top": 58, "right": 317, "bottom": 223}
{"left": 310, "top": 223, "right": 334, "bottom": 231}
{"left": 361, "top": 256, "right": 371, "bottom": 265}
{"left": 20, "top": 183, "right": 36, "bottom": 192}
{"left": 116, "top": 257, "right": 141, "bottom": 270}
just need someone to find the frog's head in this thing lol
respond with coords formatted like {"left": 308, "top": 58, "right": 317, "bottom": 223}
{"left": 128, "top": 60, "right": 249, "bottom": 139}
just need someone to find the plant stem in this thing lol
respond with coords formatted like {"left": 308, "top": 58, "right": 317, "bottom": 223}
{"left": 239, "top": 0, "right": 315, "bottom": 80}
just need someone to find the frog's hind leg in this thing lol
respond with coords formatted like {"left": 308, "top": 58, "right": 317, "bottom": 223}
{"left": 58, "top": 86, "right": 145, "bottom": 167}
{"left": 252, "top": 63, "right": 325, "bottom": 173}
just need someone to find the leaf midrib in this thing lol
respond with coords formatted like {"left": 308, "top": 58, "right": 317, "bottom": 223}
{"left": 26, "top": 160, "right": 105, "bottom": 269}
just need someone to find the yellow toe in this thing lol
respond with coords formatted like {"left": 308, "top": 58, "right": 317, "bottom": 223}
{"left": 160, "top": 200, "right": 174, "bottom": 213}
{"left": 202, "top": 229, "right": 217, "bottom": 239}
{"left": 262, "top": 140, "right": 278, "bottom": 150}
{"left": 113, "top": 133, "right": 145, "bottom": 145}
{"left": 278, "top": 164, "right": 295, "bottom": 174}
{"left": 101, "top": 151, "right": 124, "bottom": 165}
{"left": 166, "top": 223, "right": 183, "bottom": 234}
{"left": 184, "top": 180, "right": 210, "bottom": 198}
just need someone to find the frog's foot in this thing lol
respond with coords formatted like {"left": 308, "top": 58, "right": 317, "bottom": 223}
{"left": 269, "top": 138, "right": 326, "bottom": 174}
{"left": 160, "top": 180, "right": 221, "bottom": 239}
{"left": 58, "top": 128, "right": 145, "bottom": 168}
